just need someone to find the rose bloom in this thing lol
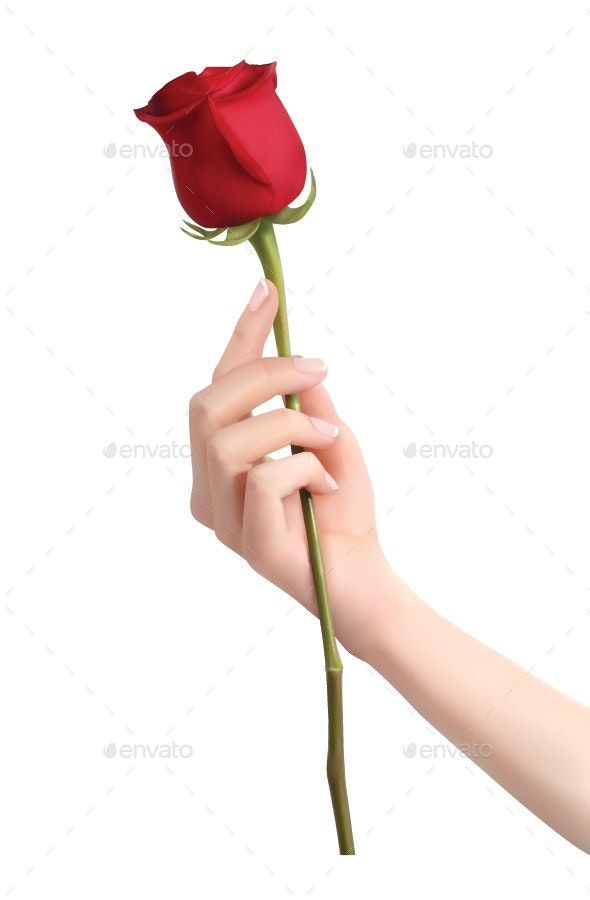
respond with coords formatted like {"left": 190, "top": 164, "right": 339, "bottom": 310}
{"left": 134, "top": 61, "right": 307, "bottom": 228}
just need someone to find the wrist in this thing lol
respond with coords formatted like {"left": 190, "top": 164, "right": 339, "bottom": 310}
{"left": 362, "top": 576, "right": 428, "bottom": 694}
{"left": 355, "top": 564, "right": 422, "bottom": 667}
{"left": 333, "top": 550, "right": 417, "bottom": 663}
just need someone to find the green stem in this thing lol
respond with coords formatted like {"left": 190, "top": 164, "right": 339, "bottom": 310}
{"left": 249, "top": 218, "right": 355, "bottom": 855}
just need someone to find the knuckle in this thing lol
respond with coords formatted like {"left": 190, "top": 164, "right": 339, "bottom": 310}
{"left": 211, "top": 359, "right": 235, "bottom": 382}
{"left": 246, "top": 462, "right": 270, "bottom": 493}
{"left": 297, "top": 450, "right": 318, "bottom": 473}
{"left": 245, "top": 548, "right": 265, "bottom": 575}
{"left": 206, "top": 429, "right": 233, "bottom": 467}
{"left": 257, "top": 356, "right": 282, "bottom": 379}
{"left": 232, "top": 321, "right": 249, "bottom": 342}
{"left": 213, "top": 521, "right": 238, "bottom": 550}
{"left": 189, "top": 387, "right": 211, "bottom": 417}
{"left": 190, "top": 496, "right": 212, "bottom": 528}
{"left": 190, "top": 387, "right": 219, "bottom": 430}
{"left": 277, "top": 406, "right": 299, "bottom": 428}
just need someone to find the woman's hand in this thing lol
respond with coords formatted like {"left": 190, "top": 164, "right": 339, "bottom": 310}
{"left": 189, "top": 279, "right": 396, "bottom": 659}
{"left": 189, "top": 279, "right": 590, "bottom": 853}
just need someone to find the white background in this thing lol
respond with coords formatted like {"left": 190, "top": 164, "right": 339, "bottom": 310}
{"left": 1, "top": 0, "right": 590, "bottom": 896}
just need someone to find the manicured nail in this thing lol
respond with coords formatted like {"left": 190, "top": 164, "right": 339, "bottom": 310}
{"left": 248, "top": 278, "right": 269, "bottom": 311}
{"left": 293, "top": 357, "right": 326, "bottom": 373}
{"left": 324, "top": 471, "right": 339, "bottom": 490}
{"left": 310, "top": 416, "right": 339, "bottom": 437}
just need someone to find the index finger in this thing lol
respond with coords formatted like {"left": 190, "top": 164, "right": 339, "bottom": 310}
{"left": 212, "top": 279, "right": 279, "bottom": 381}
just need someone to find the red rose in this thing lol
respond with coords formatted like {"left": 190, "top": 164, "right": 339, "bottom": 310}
{"left": 134, "top": 61, "right": 307, "bottom": 228}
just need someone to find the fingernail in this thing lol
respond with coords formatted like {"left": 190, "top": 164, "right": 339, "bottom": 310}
{"left": 293, "top": 357, "right": 326, "bottom": 373}
{"left": 248, "top": 278, "right": 269, "bottom": 311}
{"left": 310, "top": 416, "right": 339, "bottom": 437}
{"left": 325, "top": 472, "right": 339, "bottom": 490}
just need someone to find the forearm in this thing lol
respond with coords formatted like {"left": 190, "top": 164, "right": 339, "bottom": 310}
{"left": 364, "top": 571, "right": 590, "bottom": 853}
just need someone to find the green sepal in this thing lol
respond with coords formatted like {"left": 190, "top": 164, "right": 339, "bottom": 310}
{"left": 182, "top": 221, "right": 225, "bottom": 239}
{"left": 181, "top": 218, "right": 261, "bottom": 246}
{"left": 180, "top": 227, "right": 211, "bottom": 241}
{"left": 208, "top": 219, "right": 261, "bottom": 246}
{"left": 267, "top": 170, "right": 316, "bottom": 225}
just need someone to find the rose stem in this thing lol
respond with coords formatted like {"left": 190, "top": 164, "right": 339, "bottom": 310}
{"left": 249, "top": 218, "right": 355, "bottom": 856}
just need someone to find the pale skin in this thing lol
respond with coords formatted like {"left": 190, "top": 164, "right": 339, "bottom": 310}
{"left": 190, "top": 278, "right": 590, "bottom": 854}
